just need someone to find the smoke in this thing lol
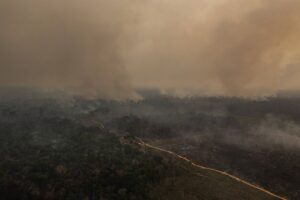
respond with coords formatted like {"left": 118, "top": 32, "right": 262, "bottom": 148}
{"left": 1, "top": 0, "right": 300, "bottom": 98}
{"left": 124, "top": 0, "right": 300, "bottom": 97}
{"left": 222, "top": 115, "right": 300, "bottom": 150}
{"left": 0, "top": 0, "right": 140, "bottom": 99}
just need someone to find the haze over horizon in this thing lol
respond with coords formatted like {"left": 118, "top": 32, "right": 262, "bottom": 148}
{"left": 1, "top": 0, "right": 300, "bottom": 98}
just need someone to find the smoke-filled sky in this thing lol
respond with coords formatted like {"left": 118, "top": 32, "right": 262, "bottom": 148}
{"left": 1, "top": 0, "right": 300, "bottom": 98}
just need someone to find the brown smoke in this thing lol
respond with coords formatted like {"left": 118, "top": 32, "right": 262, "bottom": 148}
{"left": 1, "top": 0, "right": 300, "bottom": 98}
{"left": 124, "top": 0, "right": 300, "bottom": 97}
{"left": 0, "top": 0, "right": 140, "bottom": 99}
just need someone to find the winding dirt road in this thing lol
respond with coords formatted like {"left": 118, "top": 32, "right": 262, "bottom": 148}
{"left": 136, "top": 138, "right": 287, "bottom": 200}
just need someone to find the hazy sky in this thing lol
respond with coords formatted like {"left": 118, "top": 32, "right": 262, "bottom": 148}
{"left": 1, "top": 0, "right": 300, "bottom": 98}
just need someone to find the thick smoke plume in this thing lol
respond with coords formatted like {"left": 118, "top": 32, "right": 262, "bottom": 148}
{"left": 1, "top": 0, "right": 300, "bottom": 98}
{"left": 0, "top": 0, "right": 139, "bottom": 99}
{"left": 125, "top": 0, "right": 300, "bottom": 96}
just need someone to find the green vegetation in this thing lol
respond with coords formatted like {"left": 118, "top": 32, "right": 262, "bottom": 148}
{"left": 0, "top": 116, "right": 278, "bottom": 200}
{"left": 0, "top": 91, "right": 296, "bottom": 199}
{"left": 0, "top": 97, "right": 168, "bottom": 199}
{"left": 0, "top": 119, "right": 169, "bottom": 200}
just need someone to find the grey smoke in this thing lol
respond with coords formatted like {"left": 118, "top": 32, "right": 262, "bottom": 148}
{"left": 223, "top": 115, "right": 300, "bottom": 150}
